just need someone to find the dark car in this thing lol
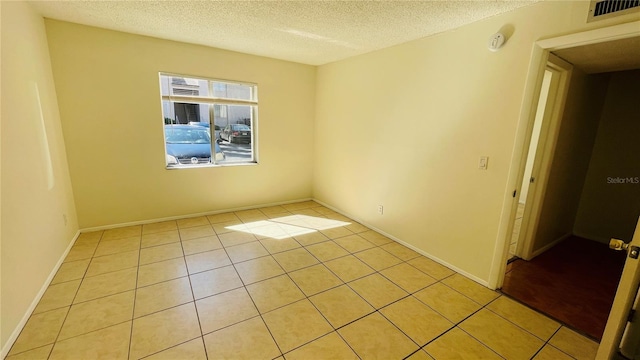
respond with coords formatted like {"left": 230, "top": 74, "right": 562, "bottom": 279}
{"left": 164, "top": 125, "right": 225, "bottom": 166}
{"left": 220, "top": 124, "right": 251, "bottom": 144}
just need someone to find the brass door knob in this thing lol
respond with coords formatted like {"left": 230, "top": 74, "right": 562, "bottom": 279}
{"left": 610, "top": 238, "right": 629, "bottom": 251}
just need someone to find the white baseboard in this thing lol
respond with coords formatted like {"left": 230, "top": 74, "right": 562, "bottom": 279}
{"left": 3, "top": 197, "right": 498, "bottom": 359}
{"left": 529, "top": 233, "right": 571, "bottom": 260}
{"left": 80, "top": 198, "right": 314, "bottom": 233}
{"left": 1, "top": 230, "right": 80, "bottom": 359}
{"left": 78, "top": 196, "right": 490, "bottom": 286}
{"left": 312, "top": 199, "right": 490, "bottom": 288}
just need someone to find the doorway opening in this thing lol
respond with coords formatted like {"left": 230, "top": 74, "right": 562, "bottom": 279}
{"left": 503, "top": 236, "right": 627, "bottom": 340}
{"left": 508, "top": 69, "right": 554, "bottom": 261}
{"left": 497, "top": 26, "right": 640, "bottom": 343}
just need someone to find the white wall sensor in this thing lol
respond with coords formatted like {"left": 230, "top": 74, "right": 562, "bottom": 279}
{"left": 488, "top": 33, "right": 506, "bottom": 52}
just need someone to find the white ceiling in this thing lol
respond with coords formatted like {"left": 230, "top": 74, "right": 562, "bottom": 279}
{"left": 30, "top": 0, "right": 538, "bottom": 66}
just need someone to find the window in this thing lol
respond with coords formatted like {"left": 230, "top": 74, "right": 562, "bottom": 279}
{"left": 159, "top": 74, "right": 257, "bottom": 168}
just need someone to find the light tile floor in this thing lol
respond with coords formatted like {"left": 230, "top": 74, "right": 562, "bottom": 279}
{"left": 7, "top": 201, "right": 599, "bottom": 360}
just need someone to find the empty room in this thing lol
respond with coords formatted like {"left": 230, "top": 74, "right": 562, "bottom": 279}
{"left": 2, "top": 1, "right": 640, "bottom": 359}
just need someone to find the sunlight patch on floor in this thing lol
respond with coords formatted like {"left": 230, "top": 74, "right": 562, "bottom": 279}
{"left": 225, "top": 215, "right": 351, "bottom": 240}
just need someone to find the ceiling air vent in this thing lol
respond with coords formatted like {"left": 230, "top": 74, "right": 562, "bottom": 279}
{"left": 588, "top": 0, "right": 640, "bottom": 22}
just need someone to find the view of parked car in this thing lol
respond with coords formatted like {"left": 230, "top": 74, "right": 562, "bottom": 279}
{"left": 164, "top": 125, "right": 225, "bottom": 166}
{"left": 187, "top": 122, "right": 221, "bottom": 130}
{"left": 219, "top": 124, "right": 251, "bottom": 144}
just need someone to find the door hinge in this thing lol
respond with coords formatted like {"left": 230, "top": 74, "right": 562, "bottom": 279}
{"left": 512, "top": 190, "right": 517, "bottom": 198}
{"left": 628, "top": 308, "right": 636, "bottom": 323}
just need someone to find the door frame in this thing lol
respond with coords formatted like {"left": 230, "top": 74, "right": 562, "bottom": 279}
{"left": 488, "top": 21, "right": 640, "bottom": 289}
{"left": 515, "top": 55, "right": 572, "bottom": 261}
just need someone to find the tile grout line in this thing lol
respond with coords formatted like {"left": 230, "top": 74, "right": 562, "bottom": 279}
{"left": 177, "top": 227, "right": 210, "bottom": 360}
{"left": 497, "top": 289, "right": 600, "bottom": 343}
{"left": 85, "top": 208, "right": 315, "bottom": 359}
{"left": 126, "top": 226, "right": 143, "bottom": 360}
{"left": 127, "top": 220, "right": 217, "bottom": 358}
{"left": 233, "top": 205, "right": 358, "bottom": 358}
{"left": 215, "top": 216, "right": 287, "bottom": 359}
{"left": 10, "top": 231, "right": 144, "bottom": 358}
{"left": 305, "top": 240, "right": 468, "bottom": 358}
{"left": 16, "top": 201, "right": 592, "bottom": 360}
{"left": 136, "top": 337, "right": 203, "bottom": 360}
{"left": 264, "top": 248, "right": 358, "bottom": 357}
{"left": 453, "top": 326, "right": 507, "bottom": 359}
{"left": 422, "top": 290, "right": 546, "bottom": 360}
{"left": 269, "top": 231, "right": 436, "bottom": 358}
{"left": 436, "top": 289, "right": 514, "bottom": 357}
{"left": 482, "top": 298, "right": 562, "bottom": 344}
{"left": 15, "top": 214, "right": 451, "bottom": 359}
{"left": 43, "top": 231, "right": 106, "bottom": 360}
{"left": 532, "top": 326, "right": 578, "bottom": 360}
{"left": 11, "top": 205, "right": 337, "bottom": 357}
{"left": 393, "top": 275, "right": 499, "bottom": 358}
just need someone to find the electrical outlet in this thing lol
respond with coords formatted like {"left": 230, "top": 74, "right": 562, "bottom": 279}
{"left": 63, "top": 214, "right": 68, "bottom": 226}
{"left": 377, "top": 205, "right": 384, "bottom": 215}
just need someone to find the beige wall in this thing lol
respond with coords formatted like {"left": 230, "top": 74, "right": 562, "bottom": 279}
{"left": 45, "top": 20, "right": 317, "bottom": 229}
{"left": 532, "top": 69, "right": 609, "bottom": 253}
{"left": 574, "top": 70, "right": 640, "bottom": 243}
{"left": 1, "top": 2, "right": 79, "bottom": 352}
{"left": 314, "top": 1, "right": 639, "bottom": 283}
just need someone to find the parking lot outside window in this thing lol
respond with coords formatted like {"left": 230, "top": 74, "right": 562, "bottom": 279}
{"left": 159, "top": 74, "right": 258, "bottom": 168}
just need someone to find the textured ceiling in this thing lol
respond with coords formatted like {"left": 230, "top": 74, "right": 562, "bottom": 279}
{"left": 30, "top": 0, "right": 538, "bottom": 65}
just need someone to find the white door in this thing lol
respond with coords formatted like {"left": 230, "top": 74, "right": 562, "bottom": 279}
{"left": 597, "top": 217, "right": 640, "bottom": 359}
{"left": 515, "top": 55, "right": 571, "bottom": 260}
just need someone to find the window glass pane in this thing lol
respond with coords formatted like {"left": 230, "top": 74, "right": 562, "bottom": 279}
{"left": 171, "top": 76, "right": 209, "bottom": 97}
{"left": 163, "top": 123, "right": 214, "bottom": 166}
{"left": 160, "top": 75, "right": 209, "bottom": 97}
{"left": 212, "top": 81, "right": 254, "bottom": 101}
{"left": 163, "top": 101, "right": 210, "bottom": 126}
{"left": 215, "top": 105, "right": 254, "bottom": 163}
{"left": 160, "top": 73, "right": 256, "bottom": 168}
{"left": 162, "top": 100, "right": 175, "bottom": 124}
{"left": 160, "top": 76, "right": 171, "bottom": 96}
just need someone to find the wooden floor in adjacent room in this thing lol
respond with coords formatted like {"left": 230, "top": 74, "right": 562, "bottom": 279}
{"left": 501, "top": 235, "right": 627, "bottom": 341}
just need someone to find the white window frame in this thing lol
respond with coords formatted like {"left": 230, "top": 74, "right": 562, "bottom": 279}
{"left": 159, "top": 73, "right": 258, "bottom": 168}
